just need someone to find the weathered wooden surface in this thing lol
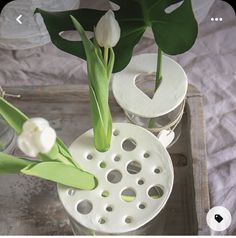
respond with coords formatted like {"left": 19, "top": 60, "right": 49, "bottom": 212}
{"left": 0, "top": 84, "right": 210, "bottom": 235}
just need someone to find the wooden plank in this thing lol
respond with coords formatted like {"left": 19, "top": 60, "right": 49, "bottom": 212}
{"left": 0, "top": 84, "right": 210, "bottom": 235}
{"left": 187, "top": 88, "right": 211, "bottom": 235}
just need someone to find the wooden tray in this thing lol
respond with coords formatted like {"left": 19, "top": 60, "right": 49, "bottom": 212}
{"left": 0, "top": 84, "right": 210, "bottom": 235}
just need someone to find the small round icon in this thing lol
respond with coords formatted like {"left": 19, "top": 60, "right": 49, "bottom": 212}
{"left": 206, "top": 206, "right": 232, "bottom": 231}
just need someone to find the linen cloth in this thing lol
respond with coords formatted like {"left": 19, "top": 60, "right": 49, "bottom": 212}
{"left": 0, "top": 0, "right": 80, "bottom": 50}
{"left": 0, "top": 0, "right": 235, "bottom": 235}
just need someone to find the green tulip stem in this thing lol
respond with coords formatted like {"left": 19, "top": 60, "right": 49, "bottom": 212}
{"left": 155, "top": 47, "right": 163, "bottom": 91}
{"left": 148, "top": 47, "right": 163, "bottom": 129}
{"left": 104, "top": 47, "right": 109, "bottom": 66}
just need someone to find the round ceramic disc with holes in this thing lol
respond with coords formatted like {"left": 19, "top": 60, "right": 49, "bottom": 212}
{"left": 112, "top": 54, "right": 188, "bottom": 118}
{"left": 57, "top": 123, "right": 174, "bottom": 234}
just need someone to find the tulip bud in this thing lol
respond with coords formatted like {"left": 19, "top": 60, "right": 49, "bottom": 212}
{"left": 17, "top": 118, "right": 56, "bottom": 157}
{"left": 95, "top": 10, "right": 121, "bottom": 48}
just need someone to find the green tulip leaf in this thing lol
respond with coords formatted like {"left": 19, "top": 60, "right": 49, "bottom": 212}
{"left": 107, "top": 48, "right": 115, "bottom": 79}
{"left": 70, "top": 16, "right": 112, "bottom": 152}
{"left": 39, "top": 142, "right": 79, "bottom": 169}
{"left": 56, "top": 138, "right": 79, "bottom": 167}
{"left": 56, "top": 137, "right": 71, "bottom": 158}
{"left": 0, "top": 97, "right": 78, "bottom": 167}
{"left": 0, "top": 152, "right": 37, "bottom": 174}
{"left": 89, "top": 85, "right": 111, "bottom": 151}
{"left": 21, "top": 161, "right": 97, "bottom": 190}
{"left": 35, "top": 0, "right": 198, "bottom": 72}
{"left": 0, "top": 97, "right": 28, "bottom": 134}
{"left": 38, "top": 143, "right": 60, "bottom": 162}
{"left": 45, "top": 143, "right": 59, "bottom": 159}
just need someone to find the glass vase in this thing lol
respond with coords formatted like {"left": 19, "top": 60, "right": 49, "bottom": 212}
{"left": 0, "top": 116, "right": 16, "bottom": 153}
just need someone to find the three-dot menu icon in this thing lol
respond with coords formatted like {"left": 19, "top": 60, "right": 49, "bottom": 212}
{"left": 211, "top": 18, "right": 223, "bottom": 21}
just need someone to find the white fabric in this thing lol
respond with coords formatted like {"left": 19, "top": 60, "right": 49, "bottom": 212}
{"left": 192, "top": 0, "right": 215, "bottom": 23}
{"left": 0, "top": 0, "right": 235, "bottom": 235}
{"left": 0, "top": 0, "right": 80, "bottom": 50}
{"left": 175, "top": 1, "right": 236, "bottom": 235}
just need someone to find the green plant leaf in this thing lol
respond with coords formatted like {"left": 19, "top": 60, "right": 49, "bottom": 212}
{"left": 0, "top": 152, "right": 37, "bottom": 174}
{"left": 70, "top": 15, "right": 112, "bottom": 152}
{"left": 39, "top": 143, "right": 78, "bottom": 168}
{"left": 0, "top": 97, "right": 28, "bottom": 134}
{"left": 36, "top": 0, "right": 198, "bottom": 72}
{"left": 35, "top": 8, "right": 106, "bottom": 60}
{"left": 0, "top": 97, "right": 79, "bottom": 166}
{"left": 107, "top": 48, "right": 115, "bottom": 79}
{"left": 38, "top": 143, "right": 60, "bottom": 162}
{"left": 89, "top": 85, "right": 111, "bottom": 151}
{"left": 21, "top": 162, "right": 97, "bottom": 190}
{"left": 70, "top": 15, "right": 106, "bottom": 73}
{"left": 45, "top": 143, "right": 59, "bottom": 159}
{"left": 56, "top": 138, "right": 73, "bottom": 160}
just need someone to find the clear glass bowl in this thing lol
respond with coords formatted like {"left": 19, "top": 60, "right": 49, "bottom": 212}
{"left": 0, "top": 116, "right": 16, "bottom": 153}
{"left": 124, "top": 73, "right": 186, "bottom": 147}
{"left": 124, "top": 102, "right": 185, "bottom": 148}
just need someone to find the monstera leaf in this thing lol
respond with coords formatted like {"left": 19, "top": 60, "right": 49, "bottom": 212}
{"left": 36, "top": 0, "right": 198, "bottom": 72}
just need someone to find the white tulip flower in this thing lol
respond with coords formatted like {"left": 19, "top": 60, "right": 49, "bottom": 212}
{"left": 95, "top": 9, "right": 121, "bottom": 48}
{"left": 17, "top": 118, "right": 56, "bottom": 157}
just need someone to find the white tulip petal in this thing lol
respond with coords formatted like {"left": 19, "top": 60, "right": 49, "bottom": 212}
{"left": 95, "top": 9, "right": 120, "bottom": 48}
{"left": 23, "top": 117, "right": 49, "bottom": 132}
{"left": 18, "top": 117, "right": 57, "bottom": 157}
{"left": 23, "top": 120, "right": 37, "bottom": 132}
{"left": 17, "top": 134, "right": 39, "bottom": 157}
{"left": 36, "top": 127, "right": 56, "bottom": 153}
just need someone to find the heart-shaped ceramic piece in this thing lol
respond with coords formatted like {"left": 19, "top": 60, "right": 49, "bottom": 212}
{"left": 112, "top": 54, "right": 188, "bottom": 118}
{"left": 135, "top": 72, "right": 157, "bottom": 99}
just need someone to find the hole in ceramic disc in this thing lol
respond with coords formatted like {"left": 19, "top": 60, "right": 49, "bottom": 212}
{"left": 77, "top": 200, "right": 93, "bottom": 214}
{"left": 99, "top": 161, "right": 107, "bottom": 168}
{"left": 144, "top": 152, "right": 150, "bottom": 158}
{"left": 107, "top": 170, "right": 122, "bottom": 184}
{"left": 125, "top": 216, "right": 133, "bottom": 224}
{"left": 113, "top": 129, "right": 120, "bottom": 136}
{"left": 98, "top": 217, "right": 106, "bottom": 224}
{"left": 86, "top": 154, "right": 93, "bottom": 160}
{"left": 114, "top": 155, "right": 121, "bottom": 162}
{"left": 138, "top": 203, "right": 146, "bottom": 209}
{"left": 121, "top": 188, "right": 136, "bottom": 202}
{"left": 122, "top": 138, "right": 137, "bottom": 151}
{"left": 148, "top": 185, "right": 164, "bottom": 199}
{"left": 137, "top": 178, "right": 145, "bottom": 185}
{"left": 127, "top": 161, "right": 142, "bottom": 174}
{"left": 101, "top": 191, "right": 109, "bottom": 197}
{"left": 135, "top": 72, "right": 157, "bottom": 99}
{"left": 68, "top": 189, "right": 75, "bottom": 196}
{"left": 154, "top": 167, "right": 162, "bottom": 174}
{"left": 106, "top": 205, "right": 113, "bottom": 212}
